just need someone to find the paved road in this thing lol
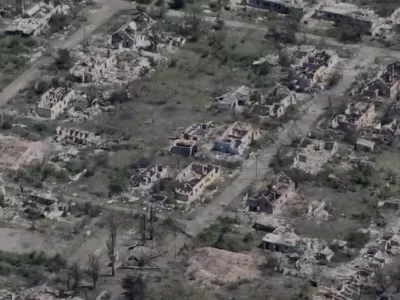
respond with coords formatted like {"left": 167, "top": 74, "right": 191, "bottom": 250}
{"left": 0, "top": 0, "right": 132, "bottom": 108}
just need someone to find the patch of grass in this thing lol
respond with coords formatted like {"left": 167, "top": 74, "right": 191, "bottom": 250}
{"left": 196, "top": 217, "right": 253, "bottom": 252}
{"left": 70, "top": 201, "right": 102, "bottom": 218}
{"left": 108, "top": 167, "right": 130, "bottom": 195}
{"left": 0, "top": 251, "right": 66, "bottom": 286}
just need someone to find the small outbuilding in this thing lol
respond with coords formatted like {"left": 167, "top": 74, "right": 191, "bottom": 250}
{"left": 355, "top": 138, "right": 375, "bottom": 152}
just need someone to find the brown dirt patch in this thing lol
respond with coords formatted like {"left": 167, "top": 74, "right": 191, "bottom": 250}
{"left": 186, "top": 247, "right": 265, "bottom": 288}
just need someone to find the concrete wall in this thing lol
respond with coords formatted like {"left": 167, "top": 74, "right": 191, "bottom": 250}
{"left": 213, "top": 140, "right": 239, "bottom": 155}
{"left": 261, "top": 241, "right": 296, "bottom": 253}
{"left": 246, "top": 0, "right": 301, "bottom": 14}
{"left": 171, "top": 144, "right": 197, "bottom": 157}
{"left": 355, "top": 104, "right": 375, "bottom": 129}
{"left": 313, "top": 9, "right": 372, "bottom": 29}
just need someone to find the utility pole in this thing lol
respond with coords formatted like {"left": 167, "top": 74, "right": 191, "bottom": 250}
{"left": 149, "top": 206, "right": 154, "bottom": 241}
{"left": 140, "top": 213, "right": 146, "bottom": 245}
{"left": 83, "top": 23, "right": 89, "bottom": 52}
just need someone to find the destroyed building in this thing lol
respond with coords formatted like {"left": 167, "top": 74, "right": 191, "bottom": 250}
{"left": 216, "top": 86, "right": 251, "bottom": 113}
{"left": 0, "top": 134, "right": 49, "bottom": 170}
{"left": 247, "top": 172, "right": 295, "bottom": 214}
{"left": 37, "top": 87, "right": 74, "bottom": 119}
{"left": 69, "top": 48, "right": 117, "bottom": 84}
{"left": 184, "top": 122, "right": 215, "bottom": 141}
{"left": 213, "top": 121, "right": 261, "bottom": 156}
{"left": 312, "top": 1, "right": 377, "bottom": 30}
{"left": 56, "top": 126, "right": 98, "bottom": 146}
{"left": 287, "top": 49, "right": 339, "bottom": 91}
{"left": 355, "top": 138, "right": 375, "bottom": 152}
{"left": 261, "top": 231, "right": 299, "bottom": 253}
{"left": 363, "top": 62, "right": 400, "bottom": 101}
{"left": 373, "top": 118, "right": 400, "bottom": 144}
{"left": 246, "top": 0, "right": 304, "bottom": 14}
{"left": 110, "top": 12, "right": 155, "bottom": 50}
{"left": 331, "top": 101, "right": 375, "bottom": 132}
{"left": 130, "top": 164, "right": 169, "bottom": 188}
{"left": 23, "top": 191, "right": 66, "bottom": 218}
{"left": 171, "top": 122, "right": 216, "bottom": 157}
{"left": 251, "top": 85, "right": 297, "bottom": 119}
{"left": 5, "top": 2, "right": 64, "bottom": 36}
{"left": 171, "top": 163, "right": 220, "bottom": 204}
{"left": 292, "top": 140, "right": 338, "bottom": 174}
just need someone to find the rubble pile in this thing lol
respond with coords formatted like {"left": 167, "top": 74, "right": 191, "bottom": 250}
{"left": 0, "top": 286, "right": 83, "bottom": 300}
{"left": 186, "top": 247, "right": 265, "bottom": 288}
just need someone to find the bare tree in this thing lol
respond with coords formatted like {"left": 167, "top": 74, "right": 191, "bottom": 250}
{"left": 86, "top": 253, "right": 101, "bottom": 289}
{"left": 68, "top": 262, "right": 82, "bottom": 291}
{"left": 106, "top": 213, "right": 118, "bottom": 276}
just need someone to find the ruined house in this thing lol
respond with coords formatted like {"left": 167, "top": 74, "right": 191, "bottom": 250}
{"left": 184, "top": 122, "right": 215, "bottom": 141}
{"left": 331, "top": 101, "right": 375, "bottom": 132}
{"left": 292, "top": 140, "right": 338, "bottom": 174}
{"left": 171, "top": 163, "right": 220, "bottom": 204}
{"left": 5, "top": 2, "right": 64, "bottom": 36}
{"left": 213, "top": 121, "right": 261, "bottom": 156}
{"left": 288, "top": 49, "right": 339, "bottom": 91}
{"left": 37, "top": 87, "right": 74, "bottom": 119}
{"left": 23, "top": 191, "right": 66, "bottom": 218}
{"left": 246, "top": 0, "right": 304, "bottom": 14}
{"left": 56, "top": 126, "right": 97, "bottom": 146}
{"left": 130, "top": 164, "right": 169, "bottom": 188}
{"left": 170, "top": 122, "right": 216, "bottom": 157}
{"left": 69, "top": 49, "right": 117, "bottom": 83}
{"left": 109, "top": 13, "right": 155, "bottom": 50}
{"left": 216, "top": 86, "right": 251, "bottom": 113}
{"left": 363, "top": 62, "right": 400, "bottom": 100}
{"left": 170, "top": 136, "right": 198, "bottom": 157}
{"left": 247, "top": 172, "right": 295, "bottom": 214}
{"left": 261, "top": 231, "right": 299, "bottom": 253}
{"left": 251, "top": 85, "right": 297, "bottom": 119}
{"left": 373, "top": 119, "right": 400, "bottom": 143}
{"left": 312, "top": 1, "right": 376, "bottom": 30}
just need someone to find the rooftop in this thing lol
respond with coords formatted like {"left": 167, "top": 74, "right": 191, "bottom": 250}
{"left": 356, "top": 138, "right": 375, "bottom": 148}
{"left": 262, "top": 232, "right": 299, "bottom": 246}
{"left": 317, "top": 1, "right": 376, "bottom": 21}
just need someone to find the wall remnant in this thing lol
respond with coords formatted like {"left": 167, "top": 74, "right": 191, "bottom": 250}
{"left": 37, "top": 87, "right": 74, "bottom": 119}
{"left": 171, "top": 163, "right": 220, "bottom": 204}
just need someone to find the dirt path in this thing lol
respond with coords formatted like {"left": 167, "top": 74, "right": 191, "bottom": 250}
{"left": 0, "top": 0, "right": 133, "bottom": 108}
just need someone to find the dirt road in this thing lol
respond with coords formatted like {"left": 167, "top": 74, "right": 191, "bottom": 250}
{"left": 0, "top": 0, "right": 132, "bottom": 108}
{"left": 166, "top": 10, "right": 400, "bottom": 60}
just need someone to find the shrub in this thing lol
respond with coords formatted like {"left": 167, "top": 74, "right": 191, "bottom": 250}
{"left": 344, "top": 231, "right": 370, "bottom": 249}
{"left": 108, "top": 168, "right": 129, "bottom": 195}
{"left": 35, "top": 80, "right": 50, "bottom": 95}
{"left": 54, "top": 48, "right": 72, "bottom": 70}
{"left": 108, "top": 90, "right": 131, "bottom": 105}
{"left": 64, "top": 159, "right": 87, "bottom": 174}
{"left": 169, "top": 0, "right": 185, "bottom": 9}
{"left": 49, "top": 13, "right": 68, "bottom": 33}
{"left": 1, "top": 120, "right": 12, "bottom": 130}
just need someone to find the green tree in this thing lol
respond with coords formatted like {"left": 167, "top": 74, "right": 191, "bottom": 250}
{"left": 54, "top": 48, "right": 72, "bottom": 70}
